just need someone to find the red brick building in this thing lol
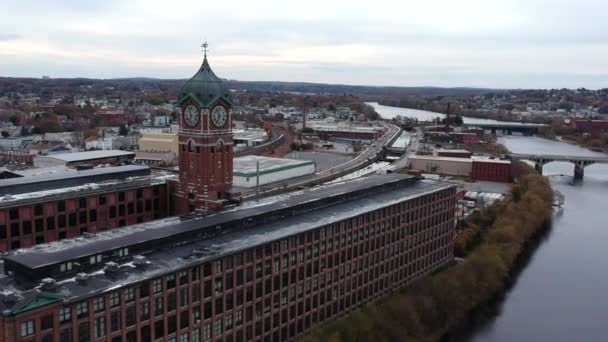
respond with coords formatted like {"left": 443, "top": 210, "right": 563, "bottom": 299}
{"left": 471, "top": 157, "right": 512, "bottom": 183}
{"left": 0, "top": 166, "right": 172, "bottom": 252}
{"left": 566, "top": 119, "right": 608, "bottom": 132}
{"left": 0, "top": 174, "right": 455, "bottom": 342}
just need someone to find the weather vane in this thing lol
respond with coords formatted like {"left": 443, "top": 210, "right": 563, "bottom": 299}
{"left": 201, "top": 41, "right": 208, "bottom": 59}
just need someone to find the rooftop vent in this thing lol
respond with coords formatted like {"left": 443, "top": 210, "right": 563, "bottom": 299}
{"left": 40, "top": 278, "right": 57, "bottom": 290}
{"left": 0, "top": 290, "right": 18, "bottom": 306}
{"left": 133, "top": 255, "right": 148, "bottom": 267}
{"left": 82, "top": 232, "right": 96, "bottom": 239}
{"left": 104, "top": 262, "right": 119, "bottom": 273}
{"left": 75, "top": 273, "right": 90, "bottom": 282}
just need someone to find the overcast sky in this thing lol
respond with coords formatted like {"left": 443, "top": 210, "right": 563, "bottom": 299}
{"left": 1, "top": 0, "right": 607, "bottom": 89}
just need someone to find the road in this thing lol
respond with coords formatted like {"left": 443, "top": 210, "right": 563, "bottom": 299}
{"left": 389, "top": 130, "right": 422, "bottom": 170}
{"left": 242, "top": 122, "right": 401, "bottom": 199}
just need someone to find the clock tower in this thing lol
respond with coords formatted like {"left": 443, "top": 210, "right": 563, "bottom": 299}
{"left": 175, "top": 43, "right": 239, "bottom": 214}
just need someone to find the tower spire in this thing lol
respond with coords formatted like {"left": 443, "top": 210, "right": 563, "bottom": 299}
{"left": 201, "top": 41, "right": 208, "bottom": 60}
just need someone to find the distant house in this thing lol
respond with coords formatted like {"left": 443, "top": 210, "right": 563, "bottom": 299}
{"left": 85, "top": 137, "right": 114, "bottom": 151}
{"left": 153, "top": 116, "right": 172, "bottom": 126}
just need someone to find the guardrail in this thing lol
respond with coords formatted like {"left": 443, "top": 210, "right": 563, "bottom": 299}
{"left": 243, "top": 122, "right": 401, "bottom": 199}
{"left": 234, "top": 132, "right": 286, "bottom": 157}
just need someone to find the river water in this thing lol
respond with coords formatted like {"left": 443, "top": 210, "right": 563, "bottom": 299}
{"left": 372, "top": 103, "right": 608, "bottom": 342}
{"left": 367, "top": 102, "right": 517, "bottom": 125}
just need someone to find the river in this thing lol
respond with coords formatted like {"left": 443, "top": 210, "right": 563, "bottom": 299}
{"left": 465, "top": 136, "right": 608, "bottom": 342}
{"left": 372, "top": 103, "right": 608, "bottom": 342}
{"left": 367, "top": 102, "right": 531, "bottom": 125}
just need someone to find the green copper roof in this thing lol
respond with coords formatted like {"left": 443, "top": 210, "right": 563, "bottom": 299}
{"left": 10, "top": 292, "right": 63, "bottom": 316}
{"left": 178, "top": 57, "right": 232, "bottom": 108}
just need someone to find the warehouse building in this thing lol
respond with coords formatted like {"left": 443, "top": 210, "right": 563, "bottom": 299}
{"left": 33, "top": 150, "right": 136, "bottom": 168}
{"left": 409, "top": 155, "right": 473, "bottom": 177}
{"left": 471, "top": 157, "right": 512, "bottom": 183}
{"left": 0, "top": 174, "right": 456, "bottom": 342}
{"left": 409, "top": 155, "right": 512, "bottom": 182}
{"left": 233, "top": 155, "right": 315, "bottom": 188}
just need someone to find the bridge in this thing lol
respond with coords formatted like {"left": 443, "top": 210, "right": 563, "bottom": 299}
{"left": 509, "top": 153, "right": 608, "bottom": 180}
{"left": 464, "top": 122, "right": 548, "bottom": 135}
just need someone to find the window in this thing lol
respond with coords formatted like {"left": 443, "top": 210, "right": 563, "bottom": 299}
{"left": 109, "top": 206, "right": 116, "bottom": 218}
{"left": 23, "top": 221, "right": 32, "bottom": 235}
{"left": 76, "top": 302, "right": 88, "bottom": 319}
{"left": 203, "top": 323, "right": 211, "bottom": 341}
{"left": 118, "top": 192, "right": 125, "bottom": 202}
{"left": 46, "top": 217, "right": 55, "bottom": 230}
{"left": 57, "top": 200, "right": 66, "bottom": 212}
{"left": 34, "top": 204, "right": 43, "bottom": 216}
{"left": 94, "top": 296, "right": 105, "bottom": 312}
{"left": 69, "top": 213, "right": 76, "bottom": 226}
{"left": 10, "top": 223, "right": 19, "bottom": 237}
{"left": 99, "top": 195, "right": 107, "bottom": 205}
{"left": 79, "top": 198, "right": 87, "bottom": 209}
{"left": 21, "top": 320, "right": 35, "bottom": 337}
{"left": 155, "top": 297, "right": 164, "bottom": 316}
{"left": 41, "top": 314, "right": 54, "bottom": 330}
{"left": 140, "top": 301, "right": 150, "bottom": 321}
{"left": 109, "top": 292, "right": 120, "bottom": 307}
{"left": 79, "top": 211, "right": 87, "bottom": 225}
{"left": 153, "top": 278, "right": 163, "bottom": 293}
{"left": 124, "top": 287, "right": 135, "bottom": 302}
{"left": 136, "top": 189, "right": 143, "bottom": 199}
{"left": 95, "top": 317, "right": 106, "bottom": 338}
{"left": 59, "top": 307, "right": 71, "bottom": 324}
{"left": 90, "top": 255, "right": 103, "bottom": 265}
{"left": 90, "top": 209, "right": 97, "bottom": 222}
{"left": 214, "top": 319, "right": 223, "bottom": 337}
{"left": 9, "top": 208, "right": 19, "bottom": 220}
{"left": 126, "top": 306, "right": 136, "bottom": 326}
{"left": 58, "top": 215, "right": 66, "bottom": 228}
{"left": 60, "top": 262, "right": 73, "bottom": 272}
{"left": 179, "top": 271, "right": 188, "bottom": 285}
{"left": 0, "top": 224, "right": 6, "bottom": 239}
{"left": 167, "top": 274, "right": 176, "bottom": 289}
{"left": 111, "top": 311, "right": 121, "bottom": 332}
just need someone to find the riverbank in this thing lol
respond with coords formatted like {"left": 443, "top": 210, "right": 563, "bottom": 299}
{"left": 299, "top": 164, "right": 553, "bottom": 342}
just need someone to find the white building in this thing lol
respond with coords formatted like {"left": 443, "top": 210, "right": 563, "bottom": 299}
{"left": 233, "top": 155, "right": 316, "bottom": 188}
{"left": 85, "top": 137, "right": 114, "bottom": 150}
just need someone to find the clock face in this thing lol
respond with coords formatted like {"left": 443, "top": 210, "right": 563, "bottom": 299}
{"left": 211, "top": 105, "right": 228, "bottom": 127}
{"left": 183, "top": 105, "right": 200, "bottom": 127}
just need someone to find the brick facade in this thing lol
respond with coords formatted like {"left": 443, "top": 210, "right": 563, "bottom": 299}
{"left": 1, "top": 185, "right": 455, "bottom": 342}
{"left": 0, "top": 184, "right": 169, "bottom": 252}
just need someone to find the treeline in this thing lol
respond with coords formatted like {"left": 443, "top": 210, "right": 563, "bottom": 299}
{"left": 300, "top": 163, "right": 553, "bottom": 342}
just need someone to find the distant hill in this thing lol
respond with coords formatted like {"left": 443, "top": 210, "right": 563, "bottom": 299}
{"left": 0, "top": 76, "right": 502, "bottom": 100}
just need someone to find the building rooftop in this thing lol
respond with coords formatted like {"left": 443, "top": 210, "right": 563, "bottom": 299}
{"left": 0, "top": 175, "right": 455, "bottom": 311}
{"left": 35, "top": 150, "right": 135, "bottom": 163}
{"left": 435, "top": 149, "right": 471, "bottom": 154}
{"left": 0, "top": 165, "right": 151, "bottom": 197}
{"left": 0, "top": 166, "right": 174, "bottom": 209}
{"left": 471, "top": 156, "right": 512, "bottom": 164}
{"left": 410, "top": 155, "right": 473, "bottom": 163}
{"left": 234, "top": 156, "right": 315, "bottom": 177}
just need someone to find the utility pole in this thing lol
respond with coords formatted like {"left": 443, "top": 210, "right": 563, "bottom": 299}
{"left": 255, "top": 159, "right": 260, "bottom": 200}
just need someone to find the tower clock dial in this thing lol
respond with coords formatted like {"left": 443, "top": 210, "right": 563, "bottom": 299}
{"left": 211, "top": 105, "right": 228, "bottom": 127}
{"left": 183, "top": 105, "right": 200, "bottom": 127}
